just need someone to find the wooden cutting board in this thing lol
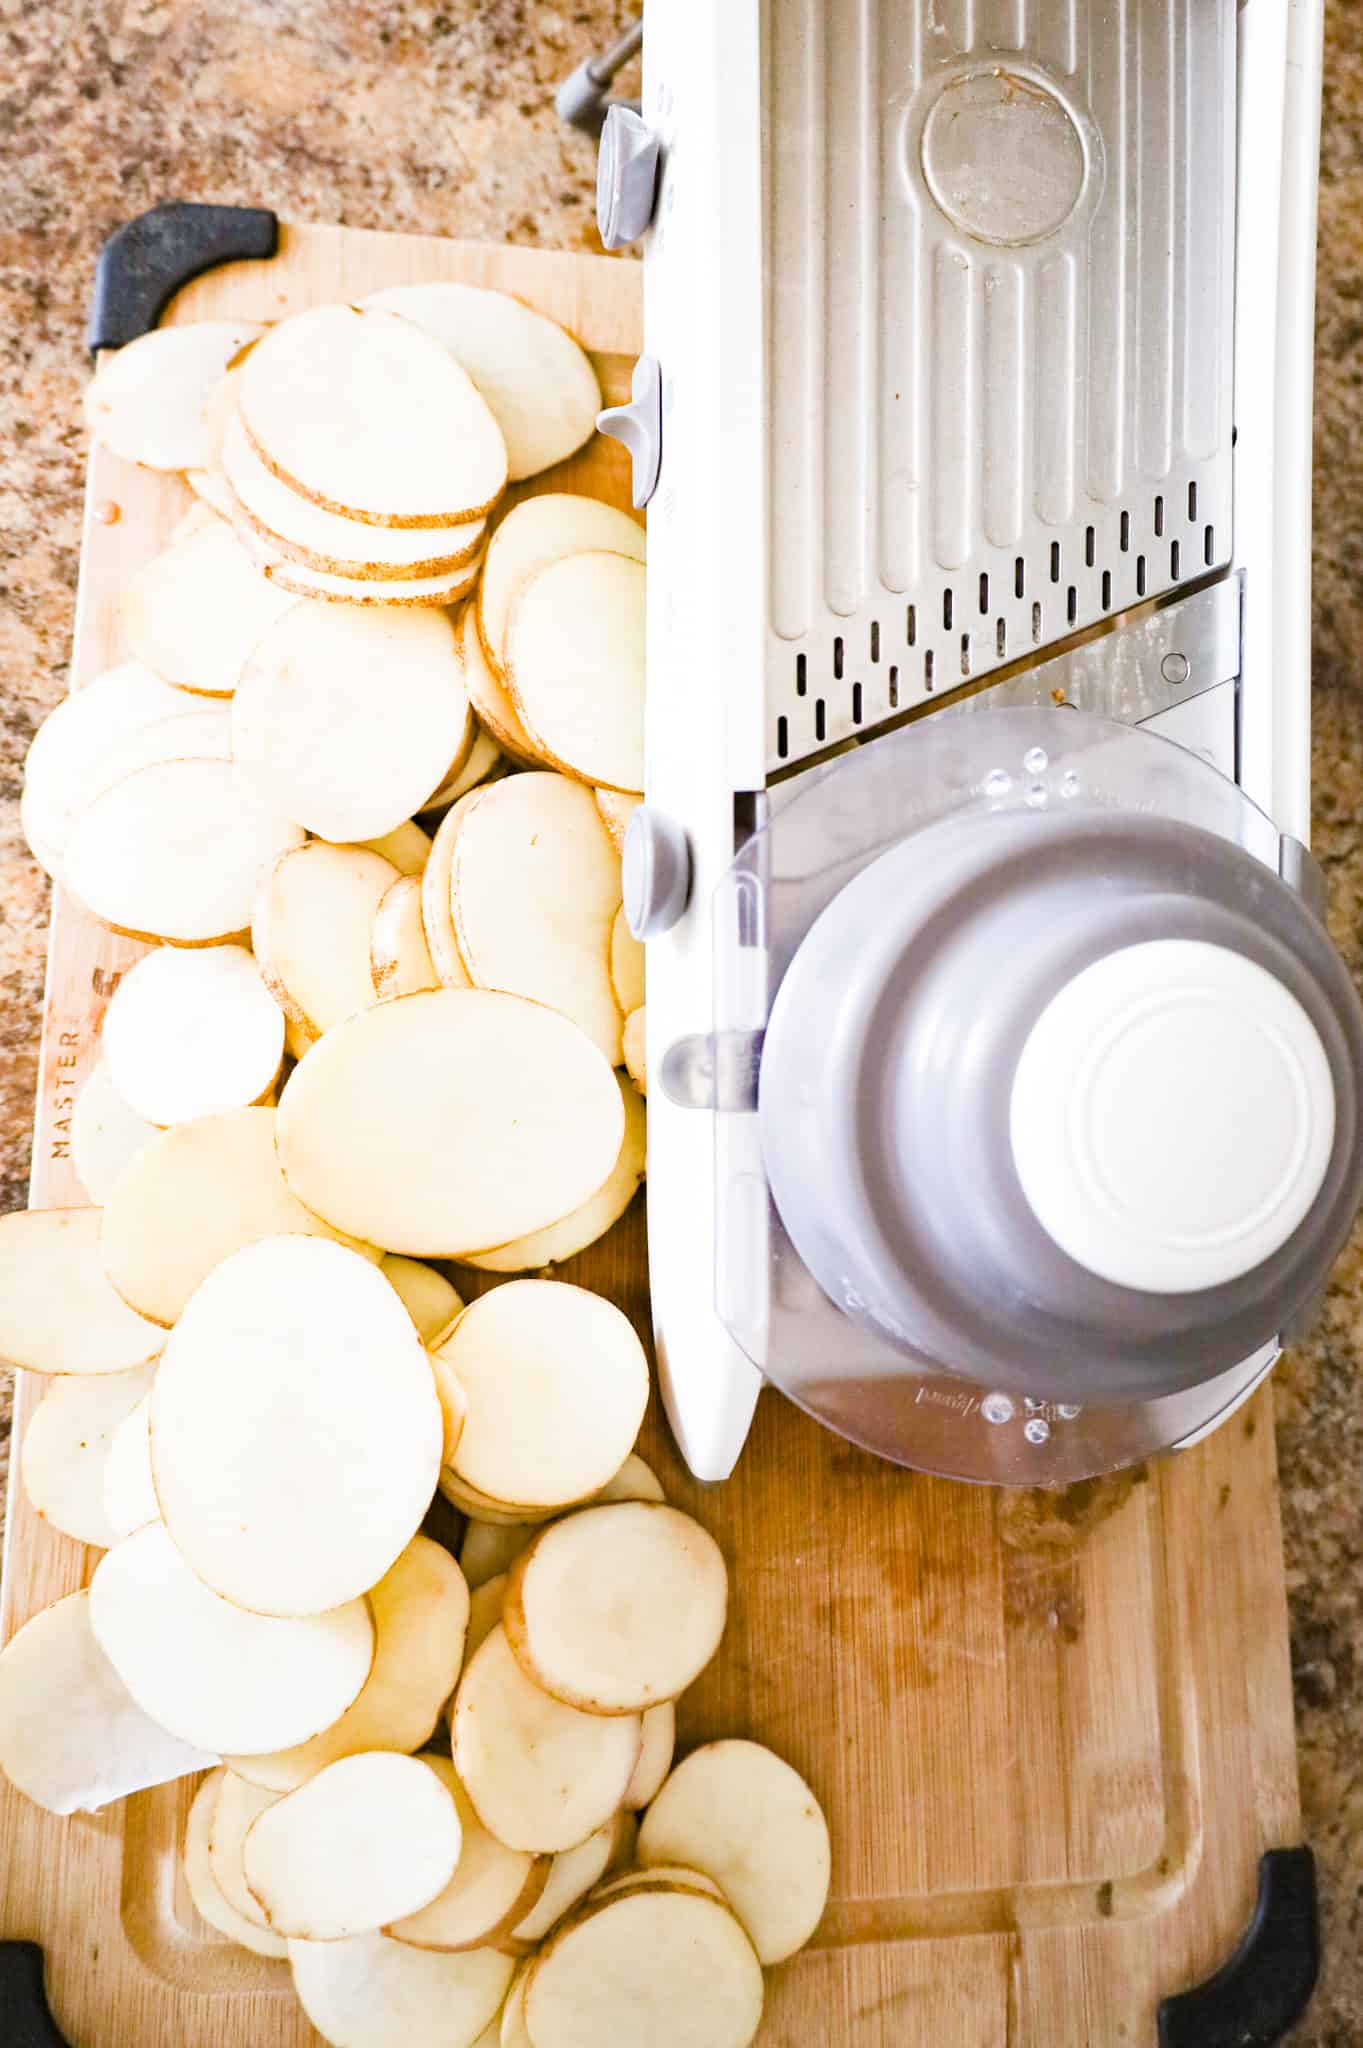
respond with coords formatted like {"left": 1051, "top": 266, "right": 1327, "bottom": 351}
{"left": 0, "top": 221, "right": 1302, "bottom": 2048}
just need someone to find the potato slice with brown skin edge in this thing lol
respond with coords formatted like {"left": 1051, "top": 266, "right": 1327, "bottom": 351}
{"left": 438, "top": 1472, "right": 560, "bottom": 1526}
{"left": 381, "top": 1254, "right": 463, "bottom": 1346}
{"left": 462, "top": 1573, "right": 507, "bottom": 1672}
{"left": 587, "top": 1863, "right": 725, "bottom": 1906}
{"left": 423, "top": 725, "right": 501, "bottom": 813}
{"left": 254, "top": 840, "right": 402, "bottom": 1041}
{"left": 637, "top": 1738, "right": 832, "bottom": 1963}
{"left": 505, "top": 1503, "right": 728, "bottom": 1714}
{"left": 224, "top": 1536, "right": 468, "bottom": 1794}
{"left": 457, "top": 599, "right": 542, "bottom": 764}
{"left": 386, "top": 1755, "right": 548, "bottom": 1953}
{"left": 524, "top": 1885, "right": 764, "bottom": 2048}
{"left": 101, "top": 942, "right": 284, "bottom": 1126}
{"left": 121, "top": 514, "right": 297, "bottom": 696}
{"left": 362, "top": 818, "right": 433, "bottom": 875}
{"left": 609, "top": 905, "right": 646, "bottom": 1014}
{"left": 0, "top": 1209, "right": 163, "bottom": 1376}
{"left": 184, "top": 1769, "right": 288, "bottom": 1957}
{"left": 21, "top": 1364, "right": 156, "bottom": 1549}
{"left": 478, "top": 494, "right": 645, "bottom": 677}
{"left": 624, "top": 1700, "right": 676, "bottom": 1809}
{"left": 420, "top": 793, "right": 480, "bottom": 987}
{"left": 452, "top": 773, "right": 623, "bottom": 1064}
{"left": 372, "top": 874, "right": 439, "bottom": 1000}
{"left": 623, "top": 1005, "right": 646, "bottom": 1093}
{"left": 460, "top": 1522, "right": 532, "bottom": 1592}
{"left": 505, "top": 551, "right": 645, "bottom": 792}
{"left": 84, "top": 321, "right": 265, "bottom": 471}
{"left": 452, "top": 1454, "right": 662, "bottom": 1577}
{"left": 210, "top": 1771, "right": 284, "bottom": 1931}
{"left": 275, "top": 990, "right": 624, "bottom": 1257}
{"left": 452, "top": 1624, "right": 641, "bottom": 1855}
{"left": 432, "top": 1355, "right": 469, "bottom": 1466}
{"left": 499, "top": 1964, "right": 535, "bottom": 2047}
{"left": 594, "top": 786, "right": 641, "bottom": 855}
{"left": 250, "top": 547, "right": 483, "bottom": 609}
{"left": 463, "top": 1074, "right": 644, "bottom": 1274}
{"left": 506, "top": 1810, "right": 625, "bottom": 1948}
{"left": 288, "top": 1930, "right": 514, "bottom": 2048}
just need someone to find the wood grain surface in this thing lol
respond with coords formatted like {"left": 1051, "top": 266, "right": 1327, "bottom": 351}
{"left": 0, "top": 222, "right": 1301, "bottom": 2048}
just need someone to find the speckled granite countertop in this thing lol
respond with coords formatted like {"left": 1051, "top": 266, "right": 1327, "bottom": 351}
{"left": 2, "top": 2, "right": 1363, "bottom": 2038}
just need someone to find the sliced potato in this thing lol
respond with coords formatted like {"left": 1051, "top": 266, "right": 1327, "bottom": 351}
{"left": 464, "top": 1073, "right": 644, "bottom": 1273}
{"left": 89, "top": 1522, "right": 374, "bottom": 1753}
{"left": 121, "top": 513, "right": 297, "bottom": 696}
{"left": 242, "top": 1751, "right": 462, "bottom": 1939}
{"left": 460, "top": 1522, "right": 533, "bottom": 1593}
{"left": 423, "top": 725, "right": 502, "bottom": 812}
{"left": 235, "top": 601, "right": 473, "bottom": 842}
{"left": 586, "top": 1863, "right": 724, "bottom": 1906}
{"left": 524, "top": 1882, "right": 763, "bottom": 2048}
{"left": 456, "top": 1453, "right": 660, "bottom": 1547}
{"left": 275, "top": 989, "right": 624, "bottom": 1257}
{"left": 21, "top": 660, "right": 187, "bottom": 880}
{"left": 241, "top": 304, "right": 507, "bottom": 525}
{"left": 102, "top": 1393, "right": 157, "bottom": 1540}
{"left": 363, "top": 283, "right": 601, "bottom": 483}
{"left": 186, "top": 464, "right": 237, "bottom": 520}
{"left": 499, "top": 1965, "right": 534, "bottom": 2048}
{"left": 637, "top": 1739, "right": 831, "bottom": 1963}
{"left": 223, "top": 408, "right": 485, "bottom": 580}
{"left": 505, "top": 551, "right": 644, "bottom": 791}
{"left": 437, "top": 1470, "right": 562, "bottom": 1527}
{"left": 184, "top": 1768, "right": 289, "bottom": 1958}
{"left": 210, "top": 1770, "right": 285, "bottom": 1931}
{"left": 362, "top": 818, "right": 432, "bottom": 876}
{"left": 100, "top": 1107, "right": 374, "bottom": 1328}
{"left": 439, "top": 1281, "right": 648, "bottom": 1510}
{"left": 226, "top": 1536, "right": 468, "bottom": 1793}
{"left": 420, "top": 793, "right": 480, "bottom": 987}
{"left": 622, "top": 1006, "right": 646, "bottom": 1094}
{"left": 0, "top": 1590, "right": 213, "bottom": 1815}
{"left": 479, "top": 495, "right": 645, "bottom": 677}
{"left": 20, "top": 1363, "right": 155, "bottom": 1550}
{"left": 0, "top": 1209, "right": 163, "bottom": 1376}
{"left": 371, "top": 875, "right": 439, "bottom": 1001}
{"left": 70, "top": 1057, "right": 157, "bottom": 1206}
{"left": 463, "top": 1572, "right": 507, "bottom": 1670}
{"left": 594, "top": 787, "right": 641, "bottom": 855}
{"left": 457, "top": 600, "right": 541, "bottom": 764}
{"left": 289, "top": 1929, "right": 514, "bottom": 2048}
{"left": 101, "top": 942, "right": 284, "bottom": 1126}
{"left": 64, "top": 756, "right": 305, "bottom": 945}
{"left": 251, "top": 547, "right": 483, "bottom": 610}
{"left": 609, "top": 907, "right": 645, "bottom": 1015}
{"left": 151, "top": 1235, "right": 442, "bottom": 1616}
{"left": 92, "top": 707, "right": 234, "bottom": 798}
{"left": 452, "top": 1623, "right": 641, "bottom": 1855}
{"left": 254, "top": 840, "right": 402, "bottom": 1041}
{"left": 432, "top": 1354, "right": 469, "bottom": 1466}
{"left": 387, "top": 1754, "right": 547, "bottom": 1952}
{"left": 83, "top": 320, "right": 265, "bottom": 470}
{"left": 624, "top": 1701, "right": 676, "bottom": 1810}
{"left": 452, "top": 773, "right": 623, "bottom": 1064}
{"left": 509, "top": 1810, "right": 627, "bottom": 1947}
{"left": 506, "top": 1504, "right": 727, "bottom": 1714}
{"left": 595, "top": 1452, "right": 666, "bottom": 1507}
{"left": 381, "top": 1254, "right": 463, "bottom": 1347}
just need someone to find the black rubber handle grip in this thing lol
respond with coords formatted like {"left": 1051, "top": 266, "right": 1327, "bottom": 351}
{"left": 0, "top": 1943, "right": 71, "bottom": 2047}
{"left": 88, "top": 201, "right": 278, "bottom": 353}
{"left": 1158, "top": 1846, "right": 1319, "bottom": 2045}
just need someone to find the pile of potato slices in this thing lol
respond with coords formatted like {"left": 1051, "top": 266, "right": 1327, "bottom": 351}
{"left": 0, "top": 287, "right": 825, "bottom": 2046}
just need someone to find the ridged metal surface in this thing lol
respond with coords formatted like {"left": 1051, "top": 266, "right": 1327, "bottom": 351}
{"left": 762, "top": 0, "right": 1237, "bottom": 768}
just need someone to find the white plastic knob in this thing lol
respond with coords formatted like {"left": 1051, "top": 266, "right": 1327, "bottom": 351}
{"left": 1009, "top": 940, "right": 1336, "bottom": 1293}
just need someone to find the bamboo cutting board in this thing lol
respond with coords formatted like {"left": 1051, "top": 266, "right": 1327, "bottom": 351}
{"left": 0, "top": 222, "right": 1303, "bottom": 2048}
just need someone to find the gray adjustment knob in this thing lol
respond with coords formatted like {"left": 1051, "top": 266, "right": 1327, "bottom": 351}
{"left": 623, "top": 807, "right": 691, "bottom": 939}
{"left": 597, "top": 354, "right": 663, "bottom": 508}
{"left": 596, "top": 105, "right": 661, "bottom": 249}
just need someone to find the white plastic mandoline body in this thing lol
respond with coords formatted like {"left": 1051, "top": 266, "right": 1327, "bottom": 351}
{"left": 639, "top": 0, "right": 1325, "bottom": 1480}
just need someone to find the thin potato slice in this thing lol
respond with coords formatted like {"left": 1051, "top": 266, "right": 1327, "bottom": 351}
{"left": 465, "top": 1074, "right": 644, "bottom": 1273}
{"left": 524, "top": 1885, "right": 763, "bottom": 2048}
{"left": 0, "top": 1209, "right": 163, "bottom": 1376}
{"left": 452, "top": 1624, "right": 641, "bottom": 1854}
{"left": 101, "top": 1107, "right": 374, "bottom": 1328}
{"left": 457, "top": 601, "right": 541, "bottom": 764}
{"left": 223, "top": 408, "right": 485, "bottom": 579}
{"left": 102, "top": 942, "right": 284, "bottom": 1126}
{"left": 241, "top": 304, "right": 508, "bottom": 525}
{"left": 594, "top": 1452, "right": 666, "bottom": 1506}
{"left": 509, "top": 1810, "right": 627, "bottom": 1947}
{"left": 21, "top": 660, "right": 188, "bottom": 880}
{"left": 622, "top": 1006, "right": 646, "bottom": 1094}
{"left": 500, "top": 1965, "right": 534, "bottom": 2048}
{"left": 505, "top": 551, "right": 644, "bottom": 791}
{"left": 103, "top": 1394, "right": 156, "bottom": 1539}
{"left": 479, "top": 495, "right": 645, "bottom": 677}
{"left": 226, "top": 1536, "right": 468, "bottom": 1794}
{"left": 460, "top": 1522, "right": 532, "bottom": 1593}
{"left": 243, "top": 1752, "right": 462, "bottom": 1939}
{"left": 93, "top": 706, "right": 234, "bottom": 794}
{"left": 89, "top": 1522, "right": 375, "bottom": 1753}
{"left": 121, "top": 514, "right": 297, "bottom": 696}
{"left": 452, "top": 773, "right": 623, "bottom": 1064}
{"left": 454, "top": 1454, "right": 659, "bottom": 1556}
{"left": 609, "top": 907, "right": 645, "bottom": 1014}
{"left": 184, "top": 1769, "right": 289, "bottom": 1958}
{"left": 381, "top": 1254, "right": 463, "bottom": 1346}
{"left": 64, "top": 756, "right": 305, "bottom": 945}
{"left": 254, "top": 840, "right": 403, "bottom": 1041}
{"left": 275, "top": 990, "right": 624, "bottom": 1257}
{"left": 463, "top": 1572, "right": 507, "bottom": 1673}
{"left": 387, "top": 1754, "right": 547, "bottom": 1952}
{"left": 585, "top": 1864, "right": 724, "bottom": 1906}
{"left": 362, "top": 819, "right": 432, "bottom": 876}
{"left": 437, "top": 1471, "right": 561, "bottom": 1527}
{"left": 235, "top": 602, "right": 472, "bottom": 842}
{"left": 420, "top": 794, "right": 480, "bottom": 987}
{"left": 211, "top": 1771, "right": 285, "bottom": 1931}
{"left": 432, "top": 1355, "right": 469, "bottom": 1466}
{"left": 423, "top": 725, "right": 501, "bottom": 812}
{"left": 362, "top": 283, "right": 601, "bottom": 483}
{"left": 70, "top": 1058, "right": 157, "bottom": 1206}
{"left": 289, "top": 1930, "right": 514, "bottom": 2048}
{"left": 151, "top": 1236, "right": 443, "bottom": 1616}
{"left": 21, "top": 1363, "right": 156, "bottom": 1549}
{"left": 440, "top": 1281, "right": 648, "bottom": 1510}
{"left": 251, "top": 547, "right": 482, "bottom": 609}
{"left": 594, "top": 787, "right": 641, "bottom": 855}
{"left": 186, "top": 464, "right": 237, "bottom": 520}
{"left": 637, "top": 1741, "right": 831, "bottom": 1963}
{"left": 84, "top": 320, "right": 265, "bottom": 470}
{"left": 0, "top": 1590, "right": 214, "bottom": 1814}
{"left": 624, "top": 1700, "right": 676, "bottom": 1809}
{"left": 371, "top": 875, "right": 439, "bottom": 1000}
{"left": 506, "top": 1504, "right": 727, "bottom": 1713}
